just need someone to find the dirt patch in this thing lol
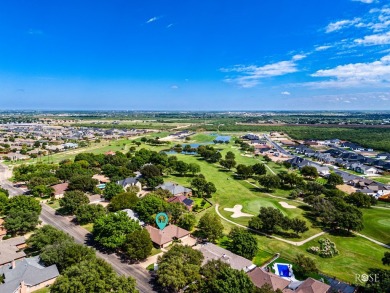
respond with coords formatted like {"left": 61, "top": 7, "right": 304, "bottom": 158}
{"left": 337, "top": 184, "right": 356, "bottom": 195}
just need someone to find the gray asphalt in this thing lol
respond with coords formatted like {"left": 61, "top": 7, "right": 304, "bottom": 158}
{"left": 0, "top": 163, "right": 25, "bottom": 197}
{"left": 40, "top": 204, "right": 155, "bottom": 293}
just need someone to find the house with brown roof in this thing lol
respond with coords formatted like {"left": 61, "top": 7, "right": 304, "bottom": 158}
{"left": 92, "top": 174, "right": 110, "bottom": 184}
{"left": 248, "top": 267, "right": 331, "bottom": 293}
{"left": 51, "top": 183, "right": 69, "bottom": 199}
{"left": 248, "top": 267, "right": 290, "bottom": 291}
{"left": 145, "top": 224, "right": 190, "bottom": 248}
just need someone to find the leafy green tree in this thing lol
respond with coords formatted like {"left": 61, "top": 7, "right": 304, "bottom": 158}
{"left": 40, "top": 240, "right": 96, "bottom": 272}
{"left": 103, "top": 182, "right": 124, "bottom": 200}
{"left": 300, "top": 166, "right": 319, "bottom": 179}
{"left": 175, "top": 161, "right": 189, "bottom": 176}
{"left": 93, "top": 211, "right": 141, "bottom": 249}
{"left": 327, "top": 173, "right": 344, "bottom": 187}
{"left": 123, "top": 229, "right": 153, "bottom": 262}
{"left": 133, "top": 194, "right": 168, "bottom": 223}
{"left": 198, "top": 213, "right": 224, "bottom": 242}
{"left": 236, "top": 164, "right": 254, "bottom": 179}
{"left": 258, "top": 175, "right": 281, "bottom": 191}
{"left": 383, "top": 252, "right": 390, "bottom": 266}
{"left": 305, "top": 181, "right": 324, "bottom": 196}
{"left": 31, "top": 185, "right": 54, "bottom": 198}
{"left": 50, "top": 258, "right": 137, "bottom": 293}
{"left": 75, "top": 204, "right": 106, "bottom": 225}
{"left": 0, "top": 192, "right": 9, "bottom": 214}
{"left": 27, "top": 225, "right": 72, "bottom": 253}
{"left": 346, "top": 192, "right": 374, "bottom": 208}
{"left": 191, "top": 176, "right": 208, "bottom": 196}
{"left": 220, "top": 159, "right": 236, "bottom": 170}
{"left": 68, "top": 175, "right": 98, "bottom": 192}
{"left": 204, "top": 182, "right": 217, "bottom": 198}
{"left": 289, "top": 218, "right": 309, "bottom": 235}
{"left": 188, "top": 163, "right": 201, "bottom": 175}
{"left": 257, "top": 207, "right": 284, "bottom": 233}
{"left": 364, "top": 268, "right": 390, "bottom": 293}
{"left": 6, "top": 195, "right": 41, "bottom": 214}
{"left": 146, "top": 176, "right": 164, "bottom": 189}
{"left": 199, "top": 260, "right": 254, "bottom": 293}
{"left": 108, "top": 192, "right": 139, "bottom": 212}
{"left": 157, "top": 245, "right": 203, "bottom": 292}
{"left": 166, "top": 202, "right": 187, "bottom": 223}
{"left": 59, "top": 190, "right": 89, "bottom": 215}
{"left": 248, "top": 217, "right": 263, "bottom": 230}
{"left": 225, "top": 151, "right": 235, "bottom": 160}
{"left": 294, "top": 254, "right": 318, "bottom": 277}
{"left": 228, "top": 227, "right": 258, "bottom": 259}
{"left": 4, "top": 210, "right": 40, "bottom": 235}
{"left": 177, "top": 213, "right": 197, "bottom": 231}
{"left": 252, "top": 163, "right": 266, "bottom": 176}
{"left": 140, "top": 164, "right": 161, "bottom": 178}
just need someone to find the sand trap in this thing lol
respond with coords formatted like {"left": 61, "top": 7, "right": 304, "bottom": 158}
{"left": 224, "top": 205, "right": 253, "bottom": 218}
{"left": 279, "top": 202, "right": 297, "bottom": 209}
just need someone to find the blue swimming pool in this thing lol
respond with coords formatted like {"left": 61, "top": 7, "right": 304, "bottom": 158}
{"left": 277, "top": 264, "right": 291, "bottom": 277}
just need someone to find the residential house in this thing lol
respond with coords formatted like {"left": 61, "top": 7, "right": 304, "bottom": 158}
{"left": 377, "top": 153, "right": 390, "bottom": 160}
{"left": 341, "top": 142, "right": 364, "bottom": 151}
{"left": 195, "top": 242, "right": 255, "bottom": 272}
{"left": 156, "top": 182, "right": 192, "bottom": 197}
{"left": 0, "top": 256, "right": 59, "bottom": 293}
{"left": 0, "top": 218, "right": 7, "bottom": 238}
{"left": 92, "top": 174, "right": 110, "bottom": 184}
{"left": 0, "top": 237, "right": 26, "bottom": 266}
{"left": 242, "top": 134, "right": 260, "bottom": 141}
{"left": 51, "top": 183, "right": 69, "bottom": 199}
{"left": 167, "top": 195, "right": 194, "bottom": 210}
{"left": 288, "top": 157, "right": 330, "bottom": 176}
{"left": 248, "top": 267, "right": 331, "bottom": 293}
{"left": 117, "top": 176, "right": 142, "bottom": 191}
{"left": 122, "top": 209, "right": 145, "bottom": 226}
{"left": 145, "top": 224, "right": 190, "bottom": 248}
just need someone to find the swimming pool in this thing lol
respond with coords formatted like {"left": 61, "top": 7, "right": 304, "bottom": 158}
{"left": 277, "top": 264, "right": 291, "bottom": 277}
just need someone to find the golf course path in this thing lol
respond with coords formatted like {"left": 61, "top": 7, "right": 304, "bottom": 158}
{"left": 354, "top": 233, "right": 390, "bottom": 249}
{"left": 215, "top": 204, "right": 325, "bottom": 246}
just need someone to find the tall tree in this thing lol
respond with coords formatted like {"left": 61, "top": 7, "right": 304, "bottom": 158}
{"left": 27, "top": 225, "right": 72, "bottom": 253}
{"left": 300, "top": 166, "right": 319, "bottom": 179}
{"left": 75, "top": 204, "right": 106, "bottom": 225}
{"left": 123, "top": 229, "right": 153, "bottom": 262}
{"left": 103, "top": 182, "right": 123, "bottom": 200}
{"left": 108, "top": 192, "right": 139, "bottom": 212}
{"left": 327, "top": 173, "right": 344, "bottom": 187}
{"left": 228, "top": 227, "right": 258, "bottom": 259}
{"left": 198, "top": 212, "right": 224, "bottom": 242}
{"left": 157, "top": 245, "right": 203, "bottom": 292}
{"left": 199, "top": 260, "right": 254, "bottom": 293}
{"left": 93, "top": 211, "right": 141, "bottom": 249}
{"left": 59, "top": 190, "right": 89, "bottom": 215}
{"left": 258, "top": 175, "right": 281, "bottom": 191}
{"left": 252, "top": 163, "right": 267, "bottom": 176}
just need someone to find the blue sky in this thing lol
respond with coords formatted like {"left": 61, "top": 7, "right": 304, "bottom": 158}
{"left": 1, "top": 0, "right": 390, "bottom": 110}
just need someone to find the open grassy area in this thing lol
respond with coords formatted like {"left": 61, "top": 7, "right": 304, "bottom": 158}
{"left": 361, "top": 207, "right": 390, "bottom": 245}
{"left": 189, "top": 133, "right": 216, "bottom": 143}
{"left": 81, "top": 223, "right": 94, "bottom": 233}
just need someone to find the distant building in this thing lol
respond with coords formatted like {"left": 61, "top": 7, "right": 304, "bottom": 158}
{"left": 51, "top": 183, "right": 69, "bottom": 199}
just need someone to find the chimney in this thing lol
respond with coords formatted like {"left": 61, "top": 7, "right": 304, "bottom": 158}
{"left": 11, "top": 259, "right": 16, "bottom": 269}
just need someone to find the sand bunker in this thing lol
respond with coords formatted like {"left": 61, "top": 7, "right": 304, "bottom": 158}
{"left": 224, "top": 205, "right": 253, "bottom": 218}
{"left": 279, "top": 202, "right": 297, "bottom": 209}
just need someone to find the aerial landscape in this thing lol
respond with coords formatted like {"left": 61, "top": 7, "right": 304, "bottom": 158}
{"left": 0, "top": 1, "right": 390, "bottom": 293}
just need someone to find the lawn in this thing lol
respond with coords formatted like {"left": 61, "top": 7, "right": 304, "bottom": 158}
{"left": 81, "top": 223, "right": 94, "bottom": 233}
{"left": 361, "top": 207, "right": 390, "bottom": 245}
{"left": 189, "top": 133, "right": 216, "bottom": 143}
{"left": 33, "top": 287, "right": 50, "bottom": 293}
{"left": 47, "top": 200, "right": 60, "bottom": 210}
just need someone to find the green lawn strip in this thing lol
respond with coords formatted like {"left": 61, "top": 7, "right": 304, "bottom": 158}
{"left": 361, "top": 207, "right": 390, "bottom": 244}
{"left": 81, "top": 223, "right": 94, "bottom": 233}
{"left": 189, "top": 133, "right": 216, "bottom": 143}
{"left": 33, "top": 287, "right": 50, "bottom": 293}
{"left": 47, "top": 200, "right": 61, "bottom": 210}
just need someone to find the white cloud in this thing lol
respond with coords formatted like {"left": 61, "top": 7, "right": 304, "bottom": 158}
{"left": 292, "top": 54, "right": 307, "bottom": 61}
{"left": 167, "top": 24, "right": 174, "bottom": 28}
{"left": 171, "top": 85, "right": 179, "bottom": 89}
{"left": 315, "top": 45, "right": 332, "bottom": 51}
{"left": 222, "top": 58, "right": 302, "bottom": 88}
{"left": 281, "top": 91, "right": 291, "bottom": 95}
{"left": 352, "top": 0, "right": 375, "bottom": 3}
{"left": 146, "top": 17, "right": 159, "bottom": 24}
{"left": 325, "top": 18, "right": 361, "bottom": 33}
{"left": 308, "top": 54, "right": 390, "bottom": 87}
{"left": 355, "top": 31, "right": 390, "bottom": 45}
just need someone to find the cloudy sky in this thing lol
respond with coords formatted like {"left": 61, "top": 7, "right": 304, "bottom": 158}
{"left": 1, "top": 0, "right": 390, "bottom": 110}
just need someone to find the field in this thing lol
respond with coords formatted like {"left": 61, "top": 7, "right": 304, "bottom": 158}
{"left": 18, "top": 130, "right": 389, "bottom": 284}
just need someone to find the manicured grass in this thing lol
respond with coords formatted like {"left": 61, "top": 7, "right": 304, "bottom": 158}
{"left": 151, "top": 247, "right": 162, "bottom": 256}
{"left": 81, "top": 223, "right": 94, "bottom": 233}
{"left": 361, "top": 207, "right": 390, "bottom": 245}
{"left": 33, "top": 287, "right": 51, "bottom": 293}
{"left": 189, "top": 133, "right": 216, "bottom": 143}
{"left": 47, "top": 200, "right": 60, "bottom": 210}
{"left": 192, "top": 197, "right": 211, "bottom": 212}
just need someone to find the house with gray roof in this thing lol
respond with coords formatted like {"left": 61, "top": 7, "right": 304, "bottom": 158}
{"left": 0, "top": 256, "right": 59, "bottom": 293}
{"left": 117, "top": 176, "right": 142, "bottom": 192}
{"left": 156, "top": 182, "right": 192, "bottom": 197}
{"left": 195, "top": 242, "right": 255, "bottom": 272}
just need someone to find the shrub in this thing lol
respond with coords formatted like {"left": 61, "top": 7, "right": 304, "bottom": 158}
{"left": 307, "top": 238, "right": 339, "bottom": 258}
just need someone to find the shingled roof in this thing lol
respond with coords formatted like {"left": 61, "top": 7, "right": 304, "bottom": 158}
{"left": 0, "top": 237, "right": 26, "bottom": 266}
{"left": 145, "top": 224, "right": 190, "bottom": 246}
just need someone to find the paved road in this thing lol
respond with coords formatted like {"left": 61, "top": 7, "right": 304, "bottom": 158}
{"left": 40, "top": 204, "right": 155, "bottom": 293}
{"left": 0, "top": 163, "right": 25, "bottom": 197}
